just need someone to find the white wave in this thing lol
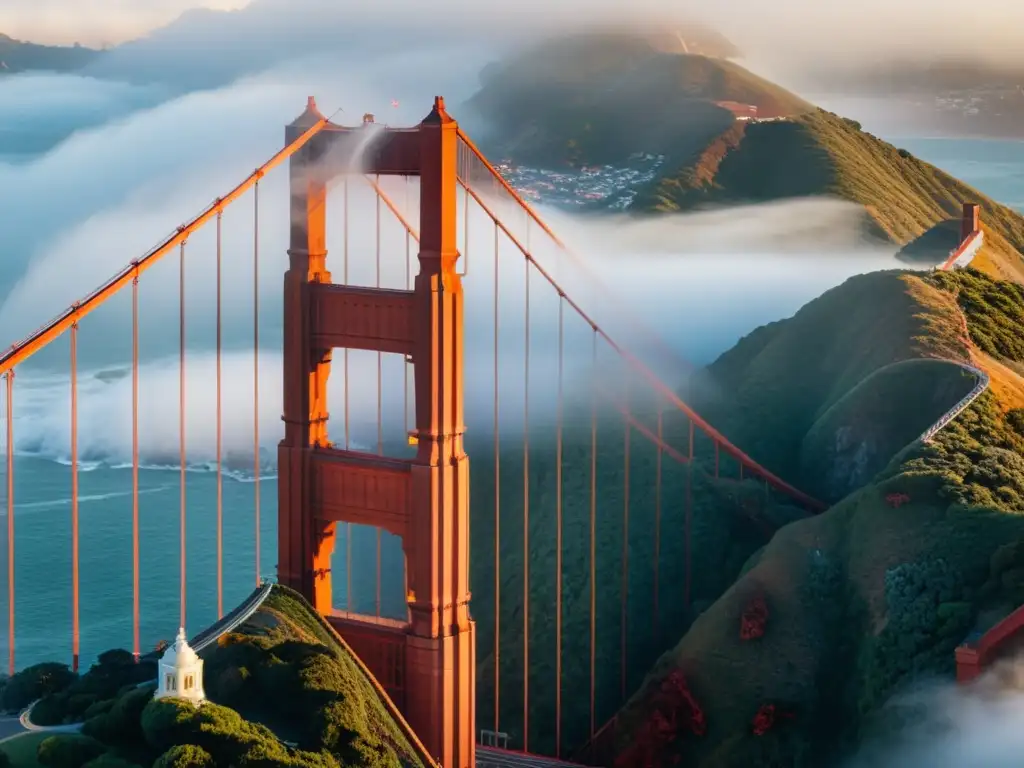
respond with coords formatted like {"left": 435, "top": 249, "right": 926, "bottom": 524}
{"left": 6, "top": 484, "right": 173, "bottom": 513}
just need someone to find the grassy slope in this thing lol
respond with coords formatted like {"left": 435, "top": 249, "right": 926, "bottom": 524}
{"left": 0, "top": 34, "right": 98, "bottom": 73}
{"left": 204, "top": 585, "right": 424, "bottom": 767}
{"left": 642, "top": 109, "right": 1024, "bottom": 280}
{"left": 464, "top": 32, "right": 810, "bottom": 168}
{"left": 690, "top": 270, "right": 975, "bottom": 503}
{"left": 607, "top": 268, "right": 1024, "bottom": 767}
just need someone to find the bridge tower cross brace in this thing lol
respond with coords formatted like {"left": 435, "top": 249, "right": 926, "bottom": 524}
{"left": 276, "top": 96, "right": 475, "bottom": 768}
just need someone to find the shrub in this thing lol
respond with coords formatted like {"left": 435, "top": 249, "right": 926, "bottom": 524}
{"left": 81, "top": 757, "right": 141, "bottom": 768}
{"left": 0, "top": 663, "right": 77, "bottom": 711}
{"left": 36, "top": 735, "right": 106, "bottom": 768}
{"left": 83, "top": 685, "right": 153, "bottom": 745}
{"left": 142, "top": 699, "right": 289, "bottom": 767}
{"left": 152, "top": 745, "right": 215, "bottom": 768}
{"left": 32, "top": 694, "right": 71, "bottom": 725}
{"left": 95, "top": 650, "right": 135, "bottom": 669}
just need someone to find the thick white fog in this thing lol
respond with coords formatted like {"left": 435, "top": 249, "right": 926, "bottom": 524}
{"left": 0, "top": 50, "right": 911, "bottom": 472}
{"left": 846, "top": 658, "right": 1024, "bottom": 767}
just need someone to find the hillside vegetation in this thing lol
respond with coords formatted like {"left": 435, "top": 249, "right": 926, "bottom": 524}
{"left": 642, "top": 109, "right": 1024, "bottom": 280}
{"left": 465, "top": 32, "right": 810, "bottom": 168}
{"left": 0, "top": 586, "right": 424, "bottom": 768}
{"left": 467, "top": 32, "right": 1024, "bottom": 280}
{"left": 0, "top": 34, "right": 99, "bottom": 73}
{"left": 606, "top": 268, "right": 1024, "bottom": 767}
{"left": 690, "top": 270, "right": 976, "bottom": 503}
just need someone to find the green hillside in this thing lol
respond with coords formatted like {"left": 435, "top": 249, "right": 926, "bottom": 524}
{"left": 0, "top": 34, "right": 99, "bottom": 73}
{"left": 604, "top": 268, "right": 1024, "bottom": 766}
{"left": 642, "top": 109, "right": 1024, "bottom": 280}
{"left": 467, "top": 32, "right": 1024, "bottom": 281}
{"left": 689, "top": 270, "right": 975, "bottom": 503}
{"left": 0, "top": 586, "right": 425, "bottom": 768}
{"left": 465, "top": 32, "right": 810, "bottom": 168}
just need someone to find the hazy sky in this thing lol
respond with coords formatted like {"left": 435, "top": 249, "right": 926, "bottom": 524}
{"left": 4, "top": 0, "right": 1024, "bottom": 67}
{"left": 0, "top": 0, "right": 250, "bottom": 46}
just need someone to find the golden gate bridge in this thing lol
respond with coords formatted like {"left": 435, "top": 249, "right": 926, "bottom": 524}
{"left": 0, "top": 96, "right": 841, "bottom": 767}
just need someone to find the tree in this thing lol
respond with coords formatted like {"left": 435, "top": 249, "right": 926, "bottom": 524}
{"left": 36, "top": 735, "right": 106, "bottom": 768}
{"left": 0, "top": 663, "right": 76, "bottom": 711}
{"left": 152, "top": 745, "right": 214, "bottom": 768}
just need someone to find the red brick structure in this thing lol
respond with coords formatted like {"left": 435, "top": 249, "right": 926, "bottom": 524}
{"left": 961, "top": 202, "right": 980, "bottom": 242}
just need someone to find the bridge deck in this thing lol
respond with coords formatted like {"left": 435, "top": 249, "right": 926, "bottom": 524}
{"left": 476, "top": 747, "right": 588, "bottom": 768}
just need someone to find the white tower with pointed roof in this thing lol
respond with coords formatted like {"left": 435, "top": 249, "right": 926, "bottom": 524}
{"left": 155, "top": 628, "right": 205, "bottom": 704}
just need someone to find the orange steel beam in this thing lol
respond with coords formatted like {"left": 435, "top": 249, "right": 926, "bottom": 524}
{"left": 595, "top": 383, "right": 691, "bottom": 466}
{"left": 0, "top": 117, "right": 328, "bottom": 376}
{"left": 460, "top": 178, "right": 827, "bottom": 513}
{"left": 363, "top": 175, "right": 420, "bottom": 242}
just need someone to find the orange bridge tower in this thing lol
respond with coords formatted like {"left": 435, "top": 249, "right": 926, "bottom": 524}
{"left": 277, "top": 96, "right": 475, "bottom": 768}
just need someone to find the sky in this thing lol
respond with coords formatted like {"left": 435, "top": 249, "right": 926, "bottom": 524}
{"left": 0, "top": 0, "right": 251, "bottom": 46}
{"left": 4, "top": 0, "right": 1024, "bottom": 67}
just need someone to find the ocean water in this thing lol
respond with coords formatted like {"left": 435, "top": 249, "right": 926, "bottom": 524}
{"left": 892, "top": 137, "right": 1024, "bottom": 213}
{"left": 0, "top": 72, "right": 1021, "bottom": 671}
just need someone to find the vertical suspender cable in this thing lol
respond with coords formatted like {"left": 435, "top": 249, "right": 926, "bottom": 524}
{"left": 253, "top": 181, "right": 261, "bottom": 586}
{"left": 404, "top": 176, "right": 411, "bottom": 439}
{"left": 70, "top": 323, "right": 79, "bottom": 672}
{"left": 215, "top": 212, "right": 223, "bottom": 618}
{"left": 132, "top": 275, "right": 140, "bottom": 658}
{"left": 404, "top": 176, "right": 412, "bottom": 625}
{"left": 5, "top": 371, "right": 13, "bottom": 676}
{"left": 589, "top": 329, "right": 597, "bottom": 740}
{"left": 686, "top": 421, "right": 694, "bottom": 608}
{"left": 493, "top": 218, "right": 501, "bottom": 734}
{"left": 555, "top": 295, "right": 564, "bottom": 758}
{"left": 654, "top": 407, "right": 662, "bottom": 641}
{"left": 179, "top": 240, "right": 187, "bottom": 629}
{"left": 714, "top": 441, "right": 720, "bottom": 478}
{"left": 343, "top": 177, "right": 351, "bottom": 612}
{"left": 621, "top": 379, "right": 630, "bottom": 702}
{"left": 375, "top": 174, "right": 382, "bottom": 620}
{"left": 522, "top": 232, "right": 531, "bottom": 753}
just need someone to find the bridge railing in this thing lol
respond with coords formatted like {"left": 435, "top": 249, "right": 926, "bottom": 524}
{"left": 939, "top": 229, "right": 984, "bottom": 271}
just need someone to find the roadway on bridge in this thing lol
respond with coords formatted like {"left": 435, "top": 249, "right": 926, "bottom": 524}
{"left": 477, "top": 747, "right": 586, "bottom": 768}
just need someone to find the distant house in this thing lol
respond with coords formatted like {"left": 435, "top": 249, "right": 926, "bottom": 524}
{"left": 715, "top": 101, "right": 758, "bottom": 120}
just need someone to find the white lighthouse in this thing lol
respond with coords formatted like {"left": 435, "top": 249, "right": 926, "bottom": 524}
{"left": 155, "top": 628, "right": 205, "bottom": 705}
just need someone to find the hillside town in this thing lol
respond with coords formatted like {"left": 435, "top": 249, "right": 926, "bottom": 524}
{"left": 494, "top": 152, "right": 667, "bottom": 210}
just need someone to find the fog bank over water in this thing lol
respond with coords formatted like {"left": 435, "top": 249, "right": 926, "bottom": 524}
{"left": 0, "top": 48, "right": 911, "bottom": 469}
